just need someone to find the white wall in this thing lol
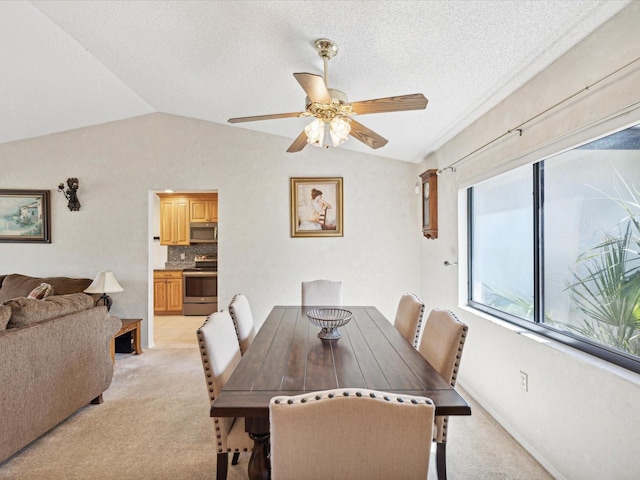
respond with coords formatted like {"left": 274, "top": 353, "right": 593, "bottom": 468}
{"left": 420, "top": 4, "right": 640, "bottom": 479}
{"left": 0, "top": 113, "right": 421, "bottom": 346}
{"left": 150, "top": 193, "right": 167, "bottom": 269}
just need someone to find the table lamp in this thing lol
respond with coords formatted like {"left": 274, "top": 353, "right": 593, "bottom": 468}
{"left": 84, "top": 271, "right": 124, "bottom": 311}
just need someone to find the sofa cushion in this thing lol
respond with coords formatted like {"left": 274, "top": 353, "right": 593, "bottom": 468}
{"left": 28, "top": 283, "right": 54, "bottom": 300}
{"left": 4, "top": 293, "right": 95, "bottom": 328}
{"left": 0, "top": 305, "right": 10, "bottom": 330}
{"left": 0, "top": 274, "right": 92, "bottom": 303}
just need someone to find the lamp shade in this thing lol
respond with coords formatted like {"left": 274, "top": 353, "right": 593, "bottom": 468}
{"left": 84, "top": 271, "right": 124, "bottom": 294}
{"left": 329, "top": 117, "right": 350, "bottom": 146}
{"left": 304, "top": 118, "right": 325, "bottom": 147}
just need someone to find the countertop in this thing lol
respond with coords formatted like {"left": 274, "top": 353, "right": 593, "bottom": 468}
{"left": 154, "top": 263, "right": 196, "bottom": 272}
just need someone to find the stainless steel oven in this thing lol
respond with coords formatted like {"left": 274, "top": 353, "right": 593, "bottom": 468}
{"left": 182, "top": 256, "right": 217, "bottom": 316}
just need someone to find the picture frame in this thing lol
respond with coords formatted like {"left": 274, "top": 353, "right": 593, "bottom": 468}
{"left": 0, "top": 189, "right": 51, "bottom": 243}
{"left": 420, "top": 169, "right": 438, "bottom": 239}
{"left": 290, "top": 177, "right": 343, "bottom": 238}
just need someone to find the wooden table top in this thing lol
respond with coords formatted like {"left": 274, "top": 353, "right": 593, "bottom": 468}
{"left": 211, "top": 305, "right": 471, "bottom": 418}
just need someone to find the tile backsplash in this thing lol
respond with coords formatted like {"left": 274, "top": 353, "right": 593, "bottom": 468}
{"left": 165, "top": 245, "right": 217, "bottom": 269}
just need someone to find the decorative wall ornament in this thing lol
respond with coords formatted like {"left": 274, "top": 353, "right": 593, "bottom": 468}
{"left": 58, "top": 178, "right": 81, "bottom": 211}
{"left": 420, "top": 169, "right": 438, "bottom": 239}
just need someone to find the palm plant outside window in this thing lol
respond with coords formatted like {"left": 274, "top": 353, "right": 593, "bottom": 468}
{"left": 469, "top": 124, "right": 640, "bottom": 372}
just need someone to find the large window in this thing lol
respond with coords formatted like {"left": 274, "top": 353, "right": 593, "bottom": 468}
{"left": 469, "top": 124, "right": 640, "bottom": 373}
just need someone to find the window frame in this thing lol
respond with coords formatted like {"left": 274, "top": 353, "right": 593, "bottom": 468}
{"left": 467, "top": 153, "right": 640, "bottom": 375}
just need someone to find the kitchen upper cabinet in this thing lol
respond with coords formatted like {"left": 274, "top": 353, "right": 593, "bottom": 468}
{"left": 154, "top": 270, "right": 183, "bottom": 315}
{"left": 158, "top": 195, "right": 189, "bottom": 245}
{"left": 189, "top": 194, "right": 218, "bottom": 223}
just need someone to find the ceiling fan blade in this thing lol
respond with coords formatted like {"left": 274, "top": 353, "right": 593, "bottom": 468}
{"left": 228, "top": 112, "right": 303, "bottom": 123}
{"left": 349, "top": 93, "right": 428, "bottom": 115}
{"left": 286, "top": 130, "right": 309, "bottom": 153}
{"left": 349, "top": 119, "right": 388, "bottom": 149}
{"left": 293, "top": 73, "right": 331, "bottom": 104}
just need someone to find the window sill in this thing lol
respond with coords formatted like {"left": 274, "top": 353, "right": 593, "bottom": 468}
{"left": 459, "top": 305, "right": 640, "bottom": 384}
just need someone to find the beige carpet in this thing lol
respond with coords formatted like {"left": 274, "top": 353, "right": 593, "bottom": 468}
{"left": 0, "top": 315, "right": 552, "bottom": 480}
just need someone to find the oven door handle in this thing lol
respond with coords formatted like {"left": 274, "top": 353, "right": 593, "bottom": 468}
{"left": 182, "top": 271, "right": 218, "bottom": 277}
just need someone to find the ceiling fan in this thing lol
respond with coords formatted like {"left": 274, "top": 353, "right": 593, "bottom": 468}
{"left": 228, "top": 39, "right": 428, "bottom": 153}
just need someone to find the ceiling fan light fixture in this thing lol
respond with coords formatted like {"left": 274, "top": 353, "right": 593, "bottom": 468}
{"left": 228, "top": 38, "right": 428, "bottom": 154}
{"left": 330, "top": 117, "right": 350, "bottom": 147}
{"left": 304, "top": 118, "right": 325, "bottom": 147}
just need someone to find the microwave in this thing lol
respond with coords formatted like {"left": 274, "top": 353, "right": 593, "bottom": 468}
{"left": 190, "top": 222, "right": 218, "bottom": 243}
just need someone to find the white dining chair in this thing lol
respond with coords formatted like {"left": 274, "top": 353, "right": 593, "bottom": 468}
{"left": 196, "top": 311, "right": 253, "bottom": 480}
{"left": 393, "top": 293, "right": 425, "bottom": 348}
{"left": 228, "top": 293, "right": 256, "bottom": 355}
{"left": 301, "top": 279, "right": 343, "bottom": 306}
{"left": 417, "top": 308, "right": 468, "bottom": 480}
{"left": 269, "top": 388, "right": 435, "bottom": 480}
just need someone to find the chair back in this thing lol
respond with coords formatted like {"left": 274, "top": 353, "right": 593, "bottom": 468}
{"left": 197, "top": 311, "right": 253, "bottom": 478}
{"left": 196, "top": 311, "right": 242, "bottom": 403}
{"left": 270, "top": 388, "right": 434, "bottom": 480}
{"left": 393, "top": 293, "right": 425, "bottom": 347}
{"left": 418, "top": 308, "right": 467, "bottom": 385}
{"left": 301, "top": 279, "right": 343, "bottom": 306}
{"left": 418, "top": 308, "right": 468, "bottom": 445}
{"left": 228, "top": 294, "right": 256, "bottom": 355}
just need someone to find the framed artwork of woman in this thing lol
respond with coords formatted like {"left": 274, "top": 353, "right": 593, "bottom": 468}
{"left": 290, "top": 177, "right": 343, "bottom": 237}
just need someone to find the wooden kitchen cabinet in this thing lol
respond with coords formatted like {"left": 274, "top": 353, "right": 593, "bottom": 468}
{"left": 153, "top": 271, "right": 183, "bottom": 315}
{"left": 189, "top": 194, "right": 218, "bottom": 223}
{"left": 158, "top": 194, "right": 190, "bottom": 245}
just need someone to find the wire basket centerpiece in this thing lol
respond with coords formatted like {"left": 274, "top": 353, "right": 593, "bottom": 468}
{"left": 306, "top": 308, "right": 353, "bottom": 340}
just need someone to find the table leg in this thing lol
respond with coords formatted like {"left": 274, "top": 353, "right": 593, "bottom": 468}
{"left": 132, "top": 323, "right": 143, "bottom": 355}
{"left": 245, "top": 417, "right": 270, "bottom": 480}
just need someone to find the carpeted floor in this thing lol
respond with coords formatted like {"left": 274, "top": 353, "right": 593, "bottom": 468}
{"left": 0, "top": 316, "right": 553, "bottom": 480}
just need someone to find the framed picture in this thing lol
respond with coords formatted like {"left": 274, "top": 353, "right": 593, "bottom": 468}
{"left": 420, "top": 169, "right": 438, "bottom": 239}
{"left": 290, "top": 177, "right": 343, "bottom": 237}
{"left": 0, "top": 190, "right": 51, "bottom": 243}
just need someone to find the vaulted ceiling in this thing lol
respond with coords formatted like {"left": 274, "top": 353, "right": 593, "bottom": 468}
{"left": 1, "top": 1, "right": 630, "bottom": 162}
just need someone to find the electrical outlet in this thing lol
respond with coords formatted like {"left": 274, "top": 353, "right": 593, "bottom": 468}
{"left": 180, "top": 253, "right": 186, "bottom": 260}
{"left": 519, "top": 371, "right": 528, "bottom": 392}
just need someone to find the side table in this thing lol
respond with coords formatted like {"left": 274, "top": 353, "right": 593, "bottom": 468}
{"left": 111, "top": 318, "right": 143, "bottom": 362}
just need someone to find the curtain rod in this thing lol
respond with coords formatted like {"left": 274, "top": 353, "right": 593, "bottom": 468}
{"left": 437, "top": 56, "right": 640, "bottom": 175}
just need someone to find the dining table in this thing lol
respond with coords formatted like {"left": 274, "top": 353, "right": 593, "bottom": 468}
{"left": 210, "top": 305, "right": 472, "bottom": 480}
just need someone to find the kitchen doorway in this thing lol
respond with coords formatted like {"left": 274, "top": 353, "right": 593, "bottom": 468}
{"left": 147, "top": 189, "right": 218, "bottom": 348}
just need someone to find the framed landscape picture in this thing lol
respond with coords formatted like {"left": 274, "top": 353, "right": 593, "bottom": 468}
{"left": 0, "top": 190, "right": 51, "bottom": 243}
{"left": 290, "top": 177, "right": 343, "bottom": 238}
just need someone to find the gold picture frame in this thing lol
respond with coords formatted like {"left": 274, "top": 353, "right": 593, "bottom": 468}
{"left": 290, "top": 177, "right": 343, "bottom": 237}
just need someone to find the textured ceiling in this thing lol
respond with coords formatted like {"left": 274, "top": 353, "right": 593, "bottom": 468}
{"left": 0, "top": 0, "right": 630, "bottom": 163}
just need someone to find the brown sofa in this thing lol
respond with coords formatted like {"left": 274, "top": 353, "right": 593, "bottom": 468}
{"left": 0, "top": 274, "right": 121, "bottom": 464}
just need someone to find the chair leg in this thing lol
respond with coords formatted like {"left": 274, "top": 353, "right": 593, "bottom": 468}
{"left": 231, "top": 451, "right": 240, "bottom": 465}
{"left": 436, "top": 442, "right": 447, "bottom": 480}
{"left": 216, "top": 452, "right": 228, "bottom": 480}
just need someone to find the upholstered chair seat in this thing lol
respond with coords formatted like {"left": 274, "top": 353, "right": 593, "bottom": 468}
{"left": 301, "top": 279, "right": 343, "bottom": 306}
{"left": 196, "top": 311, "right": 254, "bottom": 480}
{"left": 269, "top": 388, "right": 435, "bottom": 480}
{"left": 228, "top": 293, "right": 256, "bottom": 355}
{"left": 418, "top": 308, "right": 468, "bottom": 480}
{"left": 393, "top": 293, "right": 425, "bottom": 347}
